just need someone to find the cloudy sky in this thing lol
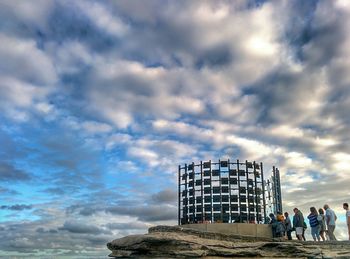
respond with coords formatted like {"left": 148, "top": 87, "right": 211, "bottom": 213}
{"left": 1, "top": 0, "right": 350, "bottom": 257}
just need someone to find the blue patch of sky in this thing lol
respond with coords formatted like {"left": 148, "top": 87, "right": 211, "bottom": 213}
{"left": 0, "top": 210, "right": 39, "bottom": 223}
{"left": 35, "top": 29, "right": 47, "bottom": 50}
{"left": 283, "top": 0, "right": 319, "bottom": 63}
{"left": 48, "top": 2, "right": 121, "bottom": 52}
{"left": 309, "top": 171, "right": 322, "bottom": 180}
{"left": 246, "top": 0, "right": 268, "bottom": 9}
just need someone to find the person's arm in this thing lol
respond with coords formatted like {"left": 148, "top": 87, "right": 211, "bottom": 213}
{"left": 347, "top": 211, "right": 350, "bottom": 225}
{"left": 325, "top": 211, "right": 330, "bottom": 225}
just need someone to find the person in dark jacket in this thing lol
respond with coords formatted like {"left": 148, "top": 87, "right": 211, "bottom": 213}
{"left": 293, "top": 208, "right": 304, "bottom": 241}
{"left": 270, "top": 213, "right": 285, "bottom": 238}
{"left": 269, "top": 213, "right": 278, "bottom": 238}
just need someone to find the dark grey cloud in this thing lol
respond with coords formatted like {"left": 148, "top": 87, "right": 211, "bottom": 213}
{"left": 41, "top": 187, "right": 66, "bottom": 195}
{"left": 0, "top": 162, "right": 31, "bottom": 182}
{"left": 281, "top": 0, "right": 318, "bottom": 58}
{"left": 66, "top": 204, "right": 101, "bottom": 217}
{"left": 0, "top": 187, "right": 19, "bottom": 196}
{"left": 196, "top": 44, "right": 233, "bottom": 68}
{"left": 47, "top": 1, "right": 119, "bottom": 51}
{"left": 33, "top": 130, "right": 106, "bottom": 192}
{"left": 59, "top": 221, "right": 111, "bottom": 235}
{"left": 150, "top": 188, "right": 177, "bottom": 204}
{"left": 0, "top": 219, "right": 113, "bottom": 256}
{"left": 105, "top": 222, "right": 148, "bottom": 230}
{"left": 36, "top": 227, "right": 58, "bottom": 234}
{"left": 1, "top": 204, "right": 32, "bottom": 211}
{"left": 0, "top": 128, "right": 24, "bottom": 160}
{"left": 302, "top": 1, "right": 347, "bottom": 67}
{"left": 106, "top": 205, "right": 177, "bottom": 222}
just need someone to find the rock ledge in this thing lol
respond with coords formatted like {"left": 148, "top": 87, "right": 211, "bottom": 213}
{"left": 107, "top": 225, "right": 350, "bottom": 258}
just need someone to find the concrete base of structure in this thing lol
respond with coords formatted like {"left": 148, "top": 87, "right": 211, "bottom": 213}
{"left": 181, "top": 223, "right": 273, "bottom": 239}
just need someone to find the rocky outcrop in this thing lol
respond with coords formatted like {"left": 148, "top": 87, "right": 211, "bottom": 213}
{"left": 107, "top": 225, "right": 350, "bottom": 258}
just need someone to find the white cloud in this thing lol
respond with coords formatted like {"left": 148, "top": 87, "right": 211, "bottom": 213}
{"left": 331, "top": 152, "right": 350, "bottom": 172}
{"left": 0, "top": 33, "right": 57, "bottom": 85}
{"left": 105, "top": 133, "right": 132, "bottom": 150}
{"left": 74, "top": 0, "right": 128, "bottom": 37}
{"left": 0, "top": 0, "right": 54, "bottom": 30}
{"left": 283, "top": 151, "right": 313, "bottom": 169}
{"left": 47, "top": 41, "right": 93, "bottom": 75}
{"left": 81, "top": 121, "right": 113, "bottom": 134}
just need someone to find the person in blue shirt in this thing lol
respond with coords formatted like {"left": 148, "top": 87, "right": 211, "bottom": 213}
{"left": 307, "top": 207, "right": 320, "bottom": 241}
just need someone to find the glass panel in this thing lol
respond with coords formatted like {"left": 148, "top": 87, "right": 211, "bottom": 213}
{"left": 213, "top": 195, "right": 221, "bottom": 202}
{"left": 220, "top": 161, "right": 228, "bottom": 167}
{"left": 222, "top": 186, "right": 229, "bottom": 193}
{"left": 229, "top": 169, "right": 237, "bottom": 176}
{"left": 212, "top": 169, "right": 220, "bottom": 176}
{"left": 213, "top": 187, "right": 220, "bottom": 193}
{"left": 203, "top": 161, "right": 211, "bottom": 168}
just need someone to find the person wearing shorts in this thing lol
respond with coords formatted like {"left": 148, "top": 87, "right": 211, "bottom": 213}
{"left": 293, "top": 208, "right": 305, "bottom": 241}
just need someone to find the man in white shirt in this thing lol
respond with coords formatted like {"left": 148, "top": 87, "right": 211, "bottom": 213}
{"left": 343, "top": 203, "right": 350, "bottom": 240}
{"left": 323, "top": 204, "right": 337, "bottom": 240}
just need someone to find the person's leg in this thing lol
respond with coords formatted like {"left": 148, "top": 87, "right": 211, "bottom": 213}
{"left": 272, "top": 226, "right": 276, "bottom": 238}
{"left": 296, "top": 227, "right": 303, "bottom": 241}
{"left": 311, "top": 227, "right": 316, "bottom": 241}
{"left": 302, "top": 228, "right": 306, "bottom": 241}
{"left": 315, "top": 227, "right": 320, "bottom": 241}
{"left": 287, "top": 230, "right": 292, "bottom": 240}
{"left": 327, "top": 225, "right": 336, "bottom": 240}
{"left": 319, "top": 230, "right": 325, "bottom": 241}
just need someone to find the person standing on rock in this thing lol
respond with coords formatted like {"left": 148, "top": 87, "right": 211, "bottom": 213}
{"left": 318, "top": 208, "right": 327, "bottom": 241}
{"left": 284, "top": 212, "right": 293, "bottom": 240}
{"left": 307, "top": 207, "right": 320, "bottom": 241}
{"left": 269, "top": 213, "right": 278, "bottom": 238}
{"left": 270, "top": 213, "right": 285, "bottom": 238}
{"left": 293, "top": 208, "right": 304, "bottom": 241}
{"left": 343, "top": 203, "right": 350, "bottom": 240}
{"left": 324, "top": 204, "right": 337, "bottom": 240}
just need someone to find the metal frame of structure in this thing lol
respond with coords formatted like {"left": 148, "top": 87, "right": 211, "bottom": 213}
{"left": 178, "top": 159, "right": 282, "bottom": 225}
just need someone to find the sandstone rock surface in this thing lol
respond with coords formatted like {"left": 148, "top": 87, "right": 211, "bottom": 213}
{"left": 107, "top": 225, "right": 350, "bottom": 258}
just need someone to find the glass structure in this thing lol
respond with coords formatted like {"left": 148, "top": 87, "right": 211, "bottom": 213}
{"left": 178, "top": 159, "right": 282, "bottom": 225}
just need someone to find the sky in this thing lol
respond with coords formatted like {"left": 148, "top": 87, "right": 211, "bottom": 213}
{"left": 1, "top": 0, "right": 350, "bottom": 257}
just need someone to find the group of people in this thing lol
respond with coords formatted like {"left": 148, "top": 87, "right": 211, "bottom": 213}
{"left": 269, "top": 203, "right": 350, "bottom": 241}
